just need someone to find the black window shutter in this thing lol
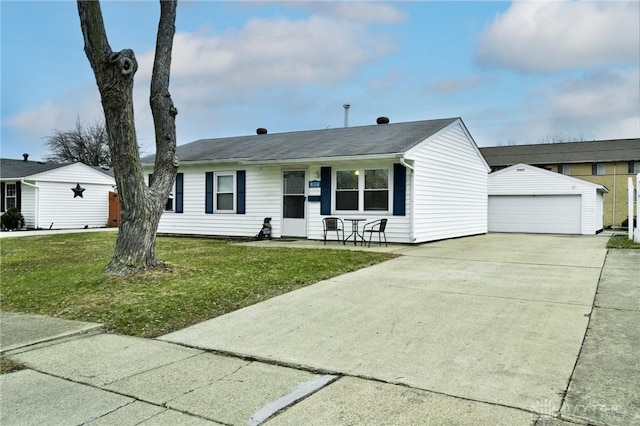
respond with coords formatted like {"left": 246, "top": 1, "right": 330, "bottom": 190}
{"left": 630, "top": 161, "right": 636, "bottom": 174}
{"left": 1, "top": 182, "right": 5, "bottom": 211}
{"left": 393, "top": 163, "right": 406, "bottom": 216}
{"left": 236, "top": 170, "right": 246, "bottom": 214}
{"left": 16, "top": 182, "right": 22, "bottom": 211}
{"left": 175, "top": 173, "right": 184, "bottom": 213}
{"left": 320, "top": 167, "right": 332, "bottom": 215}
{"left": 592, "top": 163, "right": 597, "bottom": 175}
{"left": 205, "top": 172, "right": 214, "bottom": 214}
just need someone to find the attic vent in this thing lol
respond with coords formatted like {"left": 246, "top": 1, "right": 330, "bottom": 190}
{"left": 376, "top": 116, "right": 390, "bottom": 125}
{"left": 23, "top": 153, "right": 29, "bottom": 162}
{"left": 517, "top": 168, "right": 525, "bottom": 172}
{"left": 256, "top": 128, "right": 268, "bottom": 135}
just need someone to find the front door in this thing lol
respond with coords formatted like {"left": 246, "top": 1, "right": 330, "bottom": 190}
{"left": 282, "top": 170, "right": 307, "bottom": 237}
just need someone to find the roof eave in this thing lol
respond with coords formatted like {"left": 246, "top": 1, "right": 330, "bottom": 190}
{"left": 146, "top": 153, "right": 404, "bottom": 168}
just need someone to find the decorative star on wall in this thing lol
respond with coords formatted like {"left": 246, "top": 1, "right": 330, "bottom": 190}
{"left": 72, "top": 183, "right": 86, "bottom": 198}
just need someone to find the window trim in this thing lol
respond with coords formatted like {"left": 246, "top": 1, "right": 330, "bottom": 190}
{"left": 214, "top": 171, "right": 236, "bottom": 213}
{"left": 592, "top": 163, "right": 605, "bottom": 176}
{"left": 333, "top": 167, "right": 391, "bottom": 213}
{"left": 4, "top": 183, "right": 17, "bottom": 210}
{"left": 559, "top": 164, "right": 570, "bottom": 175}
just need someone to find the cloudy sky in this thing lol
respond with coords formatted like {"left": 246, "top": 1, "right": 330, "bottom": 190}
{"left": 2, "top": 0, "right": 639, "bottom": 161}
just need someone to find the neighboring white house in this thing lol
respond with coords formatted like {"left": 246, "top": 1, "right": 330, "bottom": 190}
{"left": 141, "top": 117, "right": 490, "bottom": 244}
{"left": 488, "top": 163, "right": 608, "bottom": 235}
{"left": 0, "top": 157, "right": 116, "bottom": 230}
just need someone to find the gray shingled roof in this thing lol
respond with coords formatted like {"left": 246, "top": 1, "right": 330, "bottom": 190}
{"left": 0, "top": 159, "right": 69, "bottom": 179}
{"left": 480, "top": 138, "right": 640, "bottom": 166}
{"left": 0, "top": 158, "right": 115, "bottom": 179}
{"left": 141, "top": 118, "right": 459, "bottom": 164}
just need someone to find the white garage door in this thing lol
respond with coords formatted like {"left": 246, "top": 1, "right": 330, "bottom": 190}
{"left": 489, "top": 195, "right": 581, "bottom": 234}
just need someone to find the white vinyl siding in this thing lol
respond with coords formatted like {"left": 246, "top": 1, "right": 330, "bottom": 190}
{"left": 488, "top": 164, "right": 606, "bottom": 235}
{"left": 155, "top": 164, "right": 281, "bottom": 238}
{"left": 407, "top": 121, "right": 489, "bottom": 243}
{"left": 36, "top": 181, "right": 111, "bottom": 229}
{"left": 20, "top": 185, "right": 36, "bottom": 228}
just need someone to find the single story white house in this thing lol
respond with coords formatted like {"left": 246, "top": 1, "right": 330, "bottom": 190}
{"left": 142, "top": 117, "right": 490, "bottom": 244}
{"left": 0, "top": 156, "right": 116, "bottom": 230}
{"left": 488, "top": 163, "right": 608, "bottom": 235}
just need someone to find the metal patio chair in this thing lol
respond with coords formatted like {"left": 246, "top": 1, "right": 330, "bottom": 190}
{"left": 322, "top": 217, "right": 345, "bottom": 245}
{"left": 362, "top": 218, "right": 388, "bottom": 247}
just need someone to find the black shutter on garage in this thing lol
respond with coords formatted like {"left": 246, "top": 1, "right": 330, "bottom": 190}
{"left": 0, "top": 182, "right": 5, "bottom": 211}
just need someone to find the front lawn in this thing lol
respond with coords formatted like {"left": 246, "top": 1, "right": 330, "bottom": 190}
{"left": 0, "top": 233, "right": 394, "bottom": 338}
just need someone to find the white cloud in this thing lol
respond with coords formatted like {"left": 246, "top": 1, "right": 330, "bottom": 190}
{"left": 293, "top": 2, "right": 408, "bottom": 24}
{"left": 476, "top": 1, "right": 640, "bottom": 72}
{"left": 490, "top": 68, "right": 640, "bottom": 144}
{"left": 134, "top": 12, "right": 397, "bottom": 126}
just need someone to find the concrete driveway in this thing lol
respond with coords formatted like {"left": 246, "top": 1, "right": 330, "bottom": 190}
{"left": 161, "top": 233, "right": 608, "bottom": 416}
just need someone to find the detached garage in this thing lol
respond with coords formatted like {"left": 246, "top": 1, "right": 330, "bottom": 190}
{"left": 488, "top": 163, "right": 608, "bottom": 235}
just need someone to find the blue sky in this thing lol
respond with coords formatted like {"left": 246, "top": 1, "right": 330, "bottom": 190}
{"left": 2, "top": 1, "right": 639, "bottom": 161}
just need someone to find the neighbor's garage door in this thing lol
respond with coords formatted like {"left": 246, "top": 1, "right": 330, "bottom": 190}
{"left": 488, "top": 195, "right": 581, "bottom": 234}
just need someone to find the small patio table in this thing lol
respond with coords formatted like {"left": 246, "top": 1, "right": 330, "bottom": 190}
{"left": 344, "top": 218, "right": 366, "bottom": 246}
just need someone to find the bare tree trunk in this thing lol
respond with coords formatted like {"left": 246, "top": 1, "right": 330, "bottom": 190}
{"left": 77, "top": 0, "right": 178, "bottom": 275}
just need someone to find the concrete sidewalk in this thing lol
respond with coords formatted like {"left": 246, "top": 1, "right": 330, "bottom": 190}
{"left": 2, "top": 234, "right": 638, "bottom": 425}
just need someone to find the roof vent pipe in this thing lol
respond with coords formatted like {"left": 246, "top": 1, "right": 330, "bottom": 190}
{"left": 256, "top": 128, "right": 268, "bottom": 135}
{"left": 376, "top": 116, "right": 389, "bottom": 124}
{"left": 343, "top": 103, "right": 351, "bottom": 128}
{"left": 23, "top": 153, "right": 29, "bottom": 162}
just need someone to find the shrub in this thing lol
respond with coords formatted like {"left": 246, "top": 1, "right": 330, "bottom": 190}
{"left": 1, "top": 207, "right": 25, "bottom": 231}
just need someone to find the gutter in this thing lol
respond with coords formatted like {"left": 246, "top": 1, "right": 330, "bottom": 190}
{"left": 141, "top": 153, "right": 405, "bottom": 168}
{"left": 20, "top": 179, "right": 40, "bottom": 229}
{"left": 400, "top": 156, "right": 416, "bottom": 242}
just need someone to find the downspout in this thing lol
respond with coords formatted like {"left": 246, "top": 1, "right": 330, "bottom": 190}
{"left": 612, "top": 163, "right": 616, "bottom": 227}
{"left": 400, "top": 157, "right": 416, "bottom": 242}
{"left": 20, "top": 180, "right": 40, "bottom": 229}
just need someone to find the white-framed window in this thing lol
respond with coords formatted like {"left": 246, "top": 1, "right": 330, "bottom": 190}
{"left": 215, "top": 172, "right": 235, "bottom": 212}
{"left": 630, "top": 161, "right": 640, "bottom": 174}
{"left": 5, "top": 183, "right": 17, "bottom": 210}
{"left": 335, "top": 168, "right": 390, "bottom": 212}
{"left": 592, "top": 163, "right": 605, "bottom": 176}
{"left": 559, "top": 164, "right": 570, "bottom": 175}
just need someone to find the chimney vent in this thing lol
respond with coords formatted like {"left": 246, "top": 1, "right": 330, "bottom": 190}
{"left": 376, "top": 116, "right": 389, "bottom": 125}
{"left": 23, "top": 153, "right": 29, "bottom": 162}
{"left": 256, "top": 128, "right": 268, "bottom": 135}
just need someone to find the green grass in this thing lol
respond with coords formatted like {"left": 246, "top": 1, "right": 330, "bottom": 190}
{"left": 0, "top": 233, "right": 395, "bottom": 338}
{"left": 607, "top": 234, "right": 640, "bottom": 249}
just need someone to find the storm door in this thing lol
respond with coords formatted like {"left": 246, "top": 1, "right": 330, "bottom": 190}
{"left": 282, "top": 170, "right": 307, "bottom": 237}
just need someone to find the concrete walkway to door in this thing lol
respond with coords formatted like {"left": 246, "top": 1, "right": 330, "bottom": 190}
{"left": 161, "top": 233, "right": 611, "bottom": 422}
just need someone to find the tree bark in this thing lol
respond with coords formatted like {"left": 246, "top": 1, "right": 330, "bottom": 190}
{"left": 77, "top": 0, "right": 178, "bottom": 275}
